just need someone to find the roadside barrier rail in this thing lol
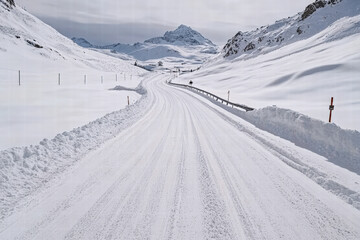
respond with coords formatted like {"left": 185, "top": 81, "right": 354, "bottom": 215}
{"left": 167, "top": 81, "right": 255, "bottom": 112}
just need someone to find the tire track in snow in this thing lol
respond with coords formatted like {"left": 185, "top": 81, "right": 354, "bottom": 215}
{"left": 184, "top": 89, "right": 360, "bottom": 239}
{"left": 180, "top": 88, "right": 360, "bottom": 211}
{"left": 100, "top": 82, "right": 178, "bottom": 239}
{"left": 130, "top": 91, "right": 185, "bottom": 239}
{"left": 64, "top": 124, "right": 170, "bottom": 239}
{"left": 63, "top": 77, "right": 173, "bottom": 239}
{"left": 164, "top": 98, "right": 193, "bottom": 240}
{"left": 187, "top": 112, "right": 235, "bottom": 240}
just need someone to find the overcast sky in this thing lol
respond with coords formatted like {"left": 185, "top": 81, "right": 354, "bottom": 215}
{"left": 16, "top": 0, "right": 313, "bottom": 46}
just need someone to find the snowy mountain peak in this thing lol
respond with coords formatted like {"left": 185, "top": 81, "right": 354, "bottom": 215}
{"left": 171, "top": 24, "right": 193, "bottom": 33}
{"left": 145, "top": 25, "right": 215, "bottom": 46}
{"left": 222, "top": 0, "right": 357, "bottom": 59}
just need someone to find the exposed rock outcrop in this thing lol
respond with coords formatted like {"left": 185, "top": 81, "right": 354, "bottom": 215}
{"left": 1, "top": 0, "right": 15, "bottom": 9}
{"left": 244, "top": 42, "right": 255, "bottom": 52}
{"left": 301, "top": 0, "right": 326, "bottom": 20}
{"left": 222, "top": 0, "right": 347, "bottom": 59}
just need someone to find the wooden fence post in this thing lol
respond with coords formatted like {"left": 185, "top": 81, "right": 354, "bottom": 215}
{"left": 329, "top": 97, "right": 334, "bottom": 123}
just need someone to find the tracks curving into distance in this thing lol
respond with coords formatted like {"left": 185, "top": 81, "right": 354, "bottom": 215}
{"left": 1, "top": 73, "right": 360, "bottom": 240}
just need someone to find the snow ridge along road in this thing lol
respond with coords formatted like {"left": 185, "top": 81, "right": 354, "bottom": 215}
{"left": 1, "top": 73, "right": 360, "bottom": 239}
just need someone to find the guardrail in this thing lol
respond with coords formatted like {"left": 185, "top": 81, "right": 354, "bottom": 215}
{"left": 167, "top": 81, "right": 255, "bottom": 112}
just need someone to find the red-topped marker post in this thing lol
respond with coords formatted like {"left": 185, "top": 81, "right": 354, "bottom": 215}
{"left": 329, "top": 97, "right": 334, "bottom": 123}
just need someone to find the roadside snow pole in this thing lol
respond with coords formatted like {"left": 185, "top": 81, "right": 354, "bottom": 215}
{"left": 227, "top": 90, "right": 230, "bottom": 102}
{"left": 84, "top": 75, "right": 87, "bottom": 85}
{"left": 18, "top": 70, "right": 20, "bottom": 86}
{"left": 127, "top": 96, "right": 130, "bottom": 106}
{"left": 58, "top": 73, "right": 61, "bottom": 85}
{"left": 101, "top": 76, "right": 103, "bottom": 84}
{"left": 329, "top": 97, "right": 334, "bottom": 123}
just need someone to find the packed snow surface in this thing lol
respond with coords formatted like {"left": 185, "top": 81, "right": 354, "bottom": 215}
{"left": 1, "top": 73, "right": 360, "bottom": 239}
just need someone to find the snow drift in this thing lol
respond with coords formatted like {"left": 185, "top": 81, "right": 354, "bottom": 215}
{"left": 241, "top": 106, "right": 360, "bottom": 174}
{"left": 178, "top": 84, "right": 360, "bottom": 176}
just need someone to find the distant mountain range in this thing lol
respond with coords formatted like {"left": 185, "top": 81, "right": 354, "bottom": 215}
{"left": 72, "top": 25, "right": 218, "bottom": 62}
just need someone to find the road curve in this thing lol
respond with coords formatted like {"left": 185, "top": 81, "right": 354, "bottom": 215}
{"left": 1, "top": 73, "right": 360, "bottom": 239}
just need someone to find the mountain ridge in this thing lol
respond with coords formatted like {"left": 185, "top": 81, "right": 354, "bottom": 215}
{"left": 72, "top": 25, "right": 218, "bottom": 63}
{"left": 222, "top": 0, "right": 359, "bottom": 59}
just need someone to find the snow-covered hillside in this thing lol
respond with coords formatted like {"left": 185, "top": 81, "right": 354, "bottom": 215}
{"left": 0, "top": 0, "right": 145, "bottom": 149}
{"left": 222, "top": 0, "right": 358, "bottom": 59}
{"left": 178, "top": 0, "right": 360, "bottom": 131}
{"left": 1, "top": 0, "right": 360, "bottom": 238}
{"left": 72, "top": 25, "right": 219, "bottom": 71}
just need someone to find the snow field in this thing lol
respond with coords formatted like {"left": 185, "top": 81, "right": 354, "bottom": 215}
{"left": 0, "top": 75, "right": 150, "bottom": 222}
{"left": 0, "top": 1, "right": 148, "bottom": 150}
{"left": 0, "top": 68, "right": 143, "bottom": 150}
{"left": 179, "top": 14, "right": 360, "bottom": 131}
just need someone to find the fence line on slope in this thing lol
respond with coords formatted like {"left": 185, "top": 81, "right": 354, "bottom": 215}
{"left": 0, "top": 67, "right": 136, "bottom": 86}
{"left": 167, "top": 80, "right": 255, "bottom": 112}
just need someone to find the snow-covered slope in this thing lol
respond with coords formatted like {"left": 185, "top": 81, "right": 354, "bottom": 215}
{"left": 222, "top": 0, "right": 359, "bottom": 59}
{"left": 178, "top": 0, "right": 360, "bottom": 131}
{"left": 72, "top": 25, "right": 219, "bottom": 70}
{"left": 0, "top": 0, "right": 146, "bottom": 149}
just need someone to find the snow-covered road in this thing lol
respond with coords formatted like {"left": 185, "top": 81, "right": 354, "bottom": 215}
{"left": 1, "top": 73, "right": 360, "bottom": 240}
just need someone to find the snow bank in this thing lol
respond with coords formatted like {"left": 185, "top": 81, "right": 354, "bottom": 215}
{"left": 0, "top": 83, "right": 149, "bottom": 221}
{"left": 237, "top": 106, "right": 360, "bottom": 174}
{"left": 181, "top": 84, "right": 359, "bottom": 175}
{"left": 111, "top": 83, "right": 147, "bottom": 95}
